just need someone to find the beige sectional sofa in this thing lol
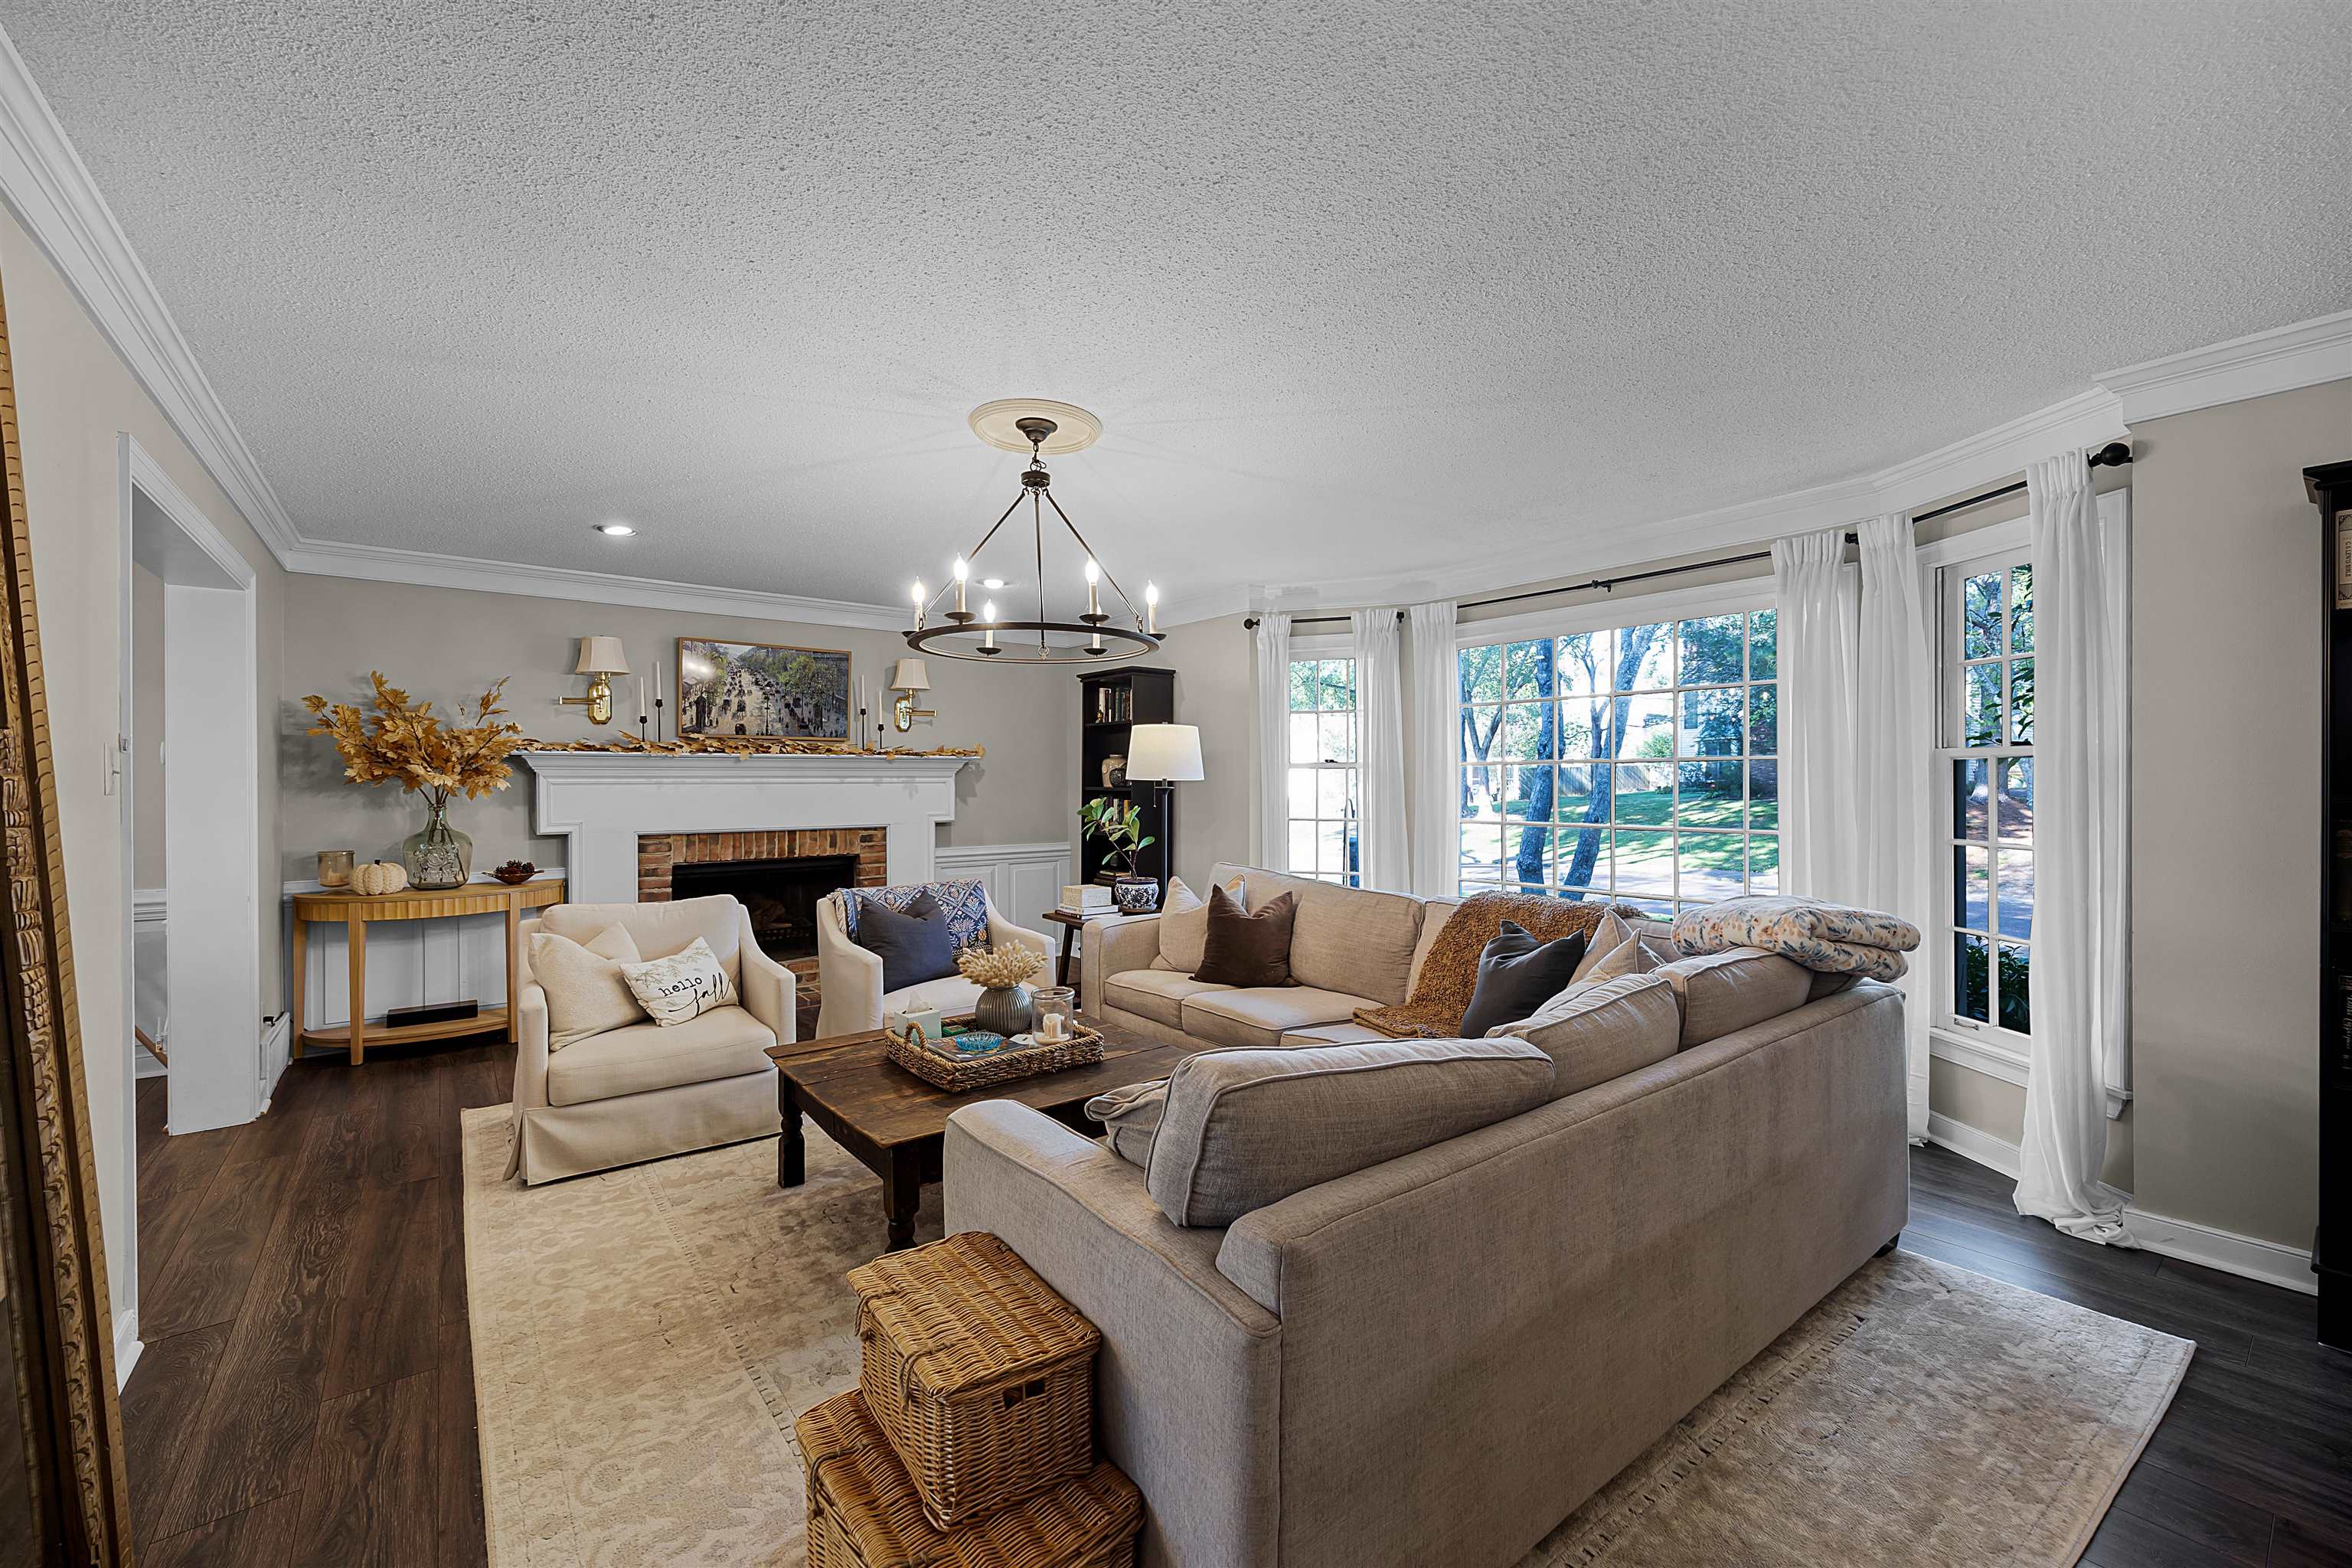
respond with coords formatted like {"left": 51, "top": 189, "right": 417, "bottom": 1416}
{"left": 953, "top": 866, "right": 1909, "bottom": 1568}
{"left": 1081, "top": 861, "right": 1449, "bottom": 1050}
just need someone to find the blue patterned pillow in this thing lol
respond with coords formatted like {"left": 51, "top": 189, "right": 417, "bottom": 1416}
{"left": 841, "top": 880, "right": 989, "bottom": 950}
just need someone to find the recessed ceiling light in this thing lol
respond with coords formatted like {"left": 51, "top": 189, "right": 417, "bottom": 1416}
{"left": 593, "top": 522, "right": 637, "bottom": 537}
{"left": 980, "top": 577, "right": 1007, "bottom": 590}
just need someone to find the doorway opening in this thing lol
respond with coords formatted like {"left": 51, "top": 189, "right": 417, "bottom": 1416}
{"left": 116, "top": 435, "right": 267, "bottom": 1380}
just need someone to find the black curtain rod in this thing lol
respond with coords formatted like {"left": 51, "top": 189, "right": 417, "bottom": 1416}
{"left": 1245, "top": 442, "right": 2131, "bottom": 629}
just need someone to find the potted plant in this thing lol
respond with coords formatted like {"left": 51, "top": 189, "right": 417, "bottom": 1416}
{"left": 1079, "top": 796, "right": 1160, "bottom": 913}
{"left": 304, "top": 673, "right": 527, "bottom": 889}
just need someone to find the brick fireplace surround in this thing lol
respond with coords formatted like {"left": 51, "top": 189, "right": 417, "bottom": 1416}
{"left": 636, "top": 827, "right": 887, "bottom": 1035}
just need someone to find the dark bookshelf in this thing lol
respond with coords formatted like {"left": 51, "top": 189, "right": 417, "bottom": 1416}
{"left": 1077, "top": 666, "right": 1176, "bottom": 890}
{"left": 2312, "top": 457, "right": 2352, "bottom": 1350}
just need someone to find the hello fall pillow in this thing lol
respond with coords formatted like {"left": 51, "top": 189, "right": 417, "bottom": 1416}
{"left": 617, "top": 936, "right": 737, "bottom": 1026}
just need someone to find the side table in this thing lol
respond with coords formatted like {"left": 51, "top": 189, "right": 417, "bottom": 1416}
{"left": 1041, "top": 909, "right": 1088, "bottom": 988}
{"left": 288, "top": 877, "right": 566, "bottom": 1064}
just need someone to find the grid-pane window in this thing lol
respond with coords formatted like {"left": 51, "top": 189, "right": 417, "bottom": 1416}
{"left": 1455, "top": 609, "right": 1778, "bottom": 916}
{"left": 1286, "top": 657, "right": 1359, "bottom": 886}
{"left": 1941, "top": 554, "right": 2033, "bottom": 1035}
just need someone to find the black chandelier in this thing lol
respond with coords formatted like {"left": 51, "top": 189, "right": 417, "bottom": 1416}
{"left": 905, "top": 404, "right": 1162, "bottom": 665}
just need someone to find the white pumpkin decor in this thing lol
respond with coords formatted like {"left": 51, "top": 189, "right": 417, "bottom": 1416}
{"left": 350, "top": 861, "right": 408, "bottom": 897}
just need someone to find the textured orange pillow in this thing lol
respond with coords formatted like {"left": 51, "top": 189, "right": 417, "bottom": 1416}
{"left": 1194, "top": 884, "right": 1297, "bottom": 988}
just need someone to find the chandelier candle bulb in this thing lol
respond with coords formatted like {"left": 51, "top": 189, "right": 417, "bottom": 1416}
{"left": 953, "top": 556, "right": 969, "bottom": 616}
{"left": 1145, "top": 581, "right": 1159, "bottom": 635}
{"left": 981, "top": 600, "right": 998, "bottom": 652}
{"left": 1085, "top": 557, "right": 1101, "bottom": 619}
{"left": 911, "top": 579, "right": 926, "bottom": 629}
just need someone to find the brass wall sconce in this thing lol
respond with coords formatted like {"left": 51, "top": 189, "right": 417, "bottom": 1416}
{"left": 563, "top": 635, "right": 629, "bottom": 725}
{"left": 887, "top": 658, "right": 934, "bottom": 732}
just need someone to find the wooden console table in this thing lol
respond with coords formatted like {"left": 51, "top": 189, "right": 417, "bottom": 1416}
{"left": 289, "top": 878, "right": 565, "bottom": 1064}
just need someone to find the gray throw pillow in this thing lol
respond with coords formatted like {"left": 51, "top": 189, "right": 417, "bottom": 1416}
{"left": 1460, "top": 920, "right": 1589, "bottom": 1039}
{"left": 1145, "top": 1037, "right": 1555, "bottom": 1227}
{"left": 852, "top": 890, "right": 957, "bottom": 993}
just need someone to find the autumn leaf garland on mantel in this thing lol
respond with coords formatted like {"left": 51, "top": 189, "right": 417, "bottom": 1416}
{"left": 303, "top": 672, "right": 528, "bottom": 809}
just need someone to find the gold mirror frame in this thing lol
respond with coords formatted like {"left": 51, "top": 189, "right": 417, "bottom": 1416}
{"left": 0, "top": 252, "right": 135, "bottom": 1562}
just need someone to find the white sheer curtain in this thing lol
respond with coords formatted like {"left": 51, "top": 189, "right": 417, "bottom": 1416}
{"left": 1854, "top": 515, "right": 1934, "bottom": 1142}
{"left": 1405, "top": 600, "right": 1460, "bottom": 897}
{"left": 1351, "top": 609, "right": 1407, "bottom": 891}
{"left": 1252, "top": 612, "right": 1292, "bottom": 871}
{"left": 2016, "top": 457, "right": 2133, "bottom": 1244}
{"left": 1770, "top": 529, "right": 1857, "bottom": 900}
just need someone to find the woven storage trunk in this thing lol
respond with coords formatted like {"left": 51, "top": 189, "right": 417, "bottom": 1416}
{"left": 845, "top": 1232, "right": 1101, "bottom": 1530}
{"left": 796, "top": 1389, "right": 1139, "bottom": 1568}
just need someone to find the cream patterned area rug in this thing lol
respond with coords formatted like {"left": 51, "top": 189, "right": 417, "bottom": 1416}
{"left": 459, "top": 1107, "right": 2190, "bottom": 1568}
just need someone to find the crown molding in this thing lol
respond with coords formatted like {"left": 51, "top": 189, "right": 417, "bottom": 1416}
{"left": 0, "top": 23, "right": 300, "bottom": 560}
{"left": 2099, "top": 309, "right": 2352, "bottom": 424}
{"left": 279, "top": 535, "right": 919, "bottom": 631}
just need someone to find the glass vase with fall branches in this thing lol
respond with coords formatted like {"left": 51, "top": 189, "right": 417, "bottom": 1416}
{"left": 304, "top": 673, "right": 527, "bottom": 889}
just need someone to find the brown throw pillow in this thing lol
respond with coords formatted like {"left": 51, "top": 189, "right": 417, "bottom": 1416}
{"left": 1194, "top": 884, "right": 1296, "bottom": 988}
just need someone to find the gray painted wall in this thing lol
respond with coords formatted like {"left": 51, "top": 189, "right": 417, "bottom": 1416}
{"left": 278, "top": 578, "right": 1075, "bottom": 880}
{"left": 2126, "top": 378, "right": 2349, "bottom": 1249}
{"left": 1090, "top": 614, "right": 1257, "bottom": 894}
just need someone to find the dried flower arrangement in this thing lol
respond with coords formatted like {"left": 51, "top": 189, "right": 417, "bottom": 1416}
{"left": 954, "top": 943, "right": 1044, "bottom": 990}
{"left": 521, "top": 733, "right": 982, "bottom": 758}
{"left": 303, "top": 672, "right": 527, "bottom": 811}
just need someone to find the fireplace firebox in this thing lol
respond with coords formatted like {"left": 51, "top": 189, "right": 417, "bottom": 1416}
{"left": 670, "top": 854, "right": 858, "bottom": 963}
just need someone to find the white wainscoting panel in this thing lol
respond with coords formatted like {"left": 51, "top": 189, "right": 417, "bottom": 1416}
{"left": 283, "top": 847, "right": 1074, "bottom": 1027}
{"left": 933, "top": 841, "right": 1076, "bottom": 936}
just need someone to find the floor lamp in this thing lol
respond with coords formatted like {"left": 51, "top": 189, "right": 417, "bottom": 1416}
{"left": 1124, "top": 723, "right": 1203, "bottom": 903}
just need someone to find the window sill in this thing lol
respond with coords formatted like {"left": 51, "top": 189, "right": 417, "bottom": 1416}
{"left": 1929, "top": 1025, "right": 2129, "bottom": 1119}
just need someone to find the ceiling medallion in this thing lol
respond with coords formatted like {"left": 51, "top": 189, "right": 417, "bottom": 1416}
{"left": 906, "top": 402, "right": 1162, "bottom": 665}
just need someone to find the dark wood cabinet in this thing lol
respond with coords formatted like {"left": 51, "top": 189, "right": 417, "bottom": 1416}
{"left": 2311, "top": 457, "right": 2352, "bottom": 1350}
{"left": 1077, "top": 667, "right": 1176, "bottom": 891}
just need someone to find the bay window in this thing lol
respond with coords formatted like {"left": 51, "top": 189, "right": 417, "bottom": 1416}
{"left": 1455, "top": 603, "right": 1779, "bottom": 916}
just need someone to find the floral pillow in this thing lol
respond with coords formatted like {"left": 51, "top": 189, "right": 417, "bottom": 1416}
{"left": 617, "top": 936, "right": 737, "bottom": 1026}
{"left": 838, "top": 879, "right": 989, "bottom": 950}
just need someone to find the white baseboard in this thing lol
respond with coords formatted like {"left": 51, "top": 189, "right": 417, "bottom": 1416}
{"left": 1926, "top": 1111, "right": 2021, "bottom": 1178}
{"left": 1922, "top": 1112, "right": 2316, "bottom": 1296}
{"left": 114, "top": 1309, "right": 141, "bottom": 1390}
{"left": 2120, "top": 1206, "right": 2317, "bottom": 1298}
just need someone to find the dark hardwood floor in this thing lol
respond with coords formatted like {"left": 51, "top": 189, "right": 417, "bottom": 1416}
{"left": 126, "top": 1040, "right": 508, "bottom": 1568}
{"left": 124, "top": 1049, "right": 2350, "bottom": 1566}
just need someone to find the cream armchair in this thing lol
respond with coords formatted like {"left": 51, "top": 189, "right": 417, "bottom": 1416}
{"left": 813, "top": 888, "right": 1052, "bottom": 1037}
{"left": 506, "top": 894, "right": 795, "bottom": 1184}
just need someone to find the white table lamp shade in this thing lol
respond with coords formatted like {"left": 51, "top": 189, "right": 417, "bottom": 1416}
{"left": 1126, "top": 723, "right": 1204, "bottom": 782}
{"left": 574, "top": 635, "right": 629, "bottom": 676}
{"left": 888, "top": 658, "right": 931, "bottom": 693}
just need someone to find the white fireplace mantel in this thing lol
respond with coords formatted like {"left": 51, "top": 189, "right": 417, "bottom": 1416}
{"left": 519, "top": 751, "right": 973, "bottom": 902}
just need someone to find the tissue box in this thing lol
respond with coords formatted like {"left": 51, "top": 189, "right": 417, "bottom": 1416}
{"left": 885, "top": 1004, "right": 943, "bottom": 1043}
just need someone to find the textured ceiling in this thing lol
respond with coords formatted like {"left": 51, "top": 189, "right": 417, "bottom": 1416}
{"left": 11, "top": 2, "right": 2352, "bottom": 616}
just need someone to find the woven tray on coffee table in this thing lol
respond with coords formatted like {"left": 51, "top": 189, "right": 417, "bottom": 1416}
{"left": 884, "top": 1018, "right": 1105, "bottom": 1092}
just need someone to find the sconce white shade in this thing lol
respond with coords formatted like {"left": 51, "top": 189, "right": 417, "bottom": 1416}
{"left": 887, "top": 658, "right": 931, "bottom": 693}
{"left": 574, "top": 635, "right": 629, "bottom": 676}
{"left": 1125, "top": 723, "right": 1204, "bottom": 782}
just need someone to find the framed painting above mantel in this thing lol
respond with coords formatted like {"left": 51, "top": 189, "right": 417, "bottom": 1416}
{"left": 677, "top": 638, "right": 851, "bottom": 743}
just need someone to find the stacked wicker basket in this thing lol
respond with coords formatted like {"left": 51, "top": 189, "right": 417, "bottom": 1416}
{"left": 796, "top": 1232, "right": 1142, "bottom": 1567}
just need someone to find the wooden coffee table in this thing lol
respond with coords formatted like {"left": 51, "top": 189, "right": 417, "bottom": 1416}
{"left": 766, "top": 1017, "right": 1187, "bottom": 1253}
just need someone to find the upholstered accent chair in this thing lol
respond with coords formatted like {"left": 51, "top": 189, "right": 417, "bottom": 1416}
{"left": 506, "top": 894, "right": 794, "bottom": 1184}
{"left": 813, "top": 882, "right": 1052, "bottom": 1037}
